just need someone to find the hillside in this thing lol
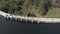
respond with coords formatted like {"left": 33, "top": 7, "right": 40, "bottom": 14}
{"left": 0, "top": 0, "right": 60, "bottom": 18}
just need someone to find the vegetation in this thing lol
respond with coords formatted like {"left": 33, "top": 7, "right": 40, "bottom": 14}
{"left": 0, "top": 0, "right": 60, "bottom": 17}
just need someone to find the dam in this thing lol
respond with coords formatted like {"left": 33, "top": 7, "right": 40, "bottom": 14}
{"left": 0, "top": 11, "right": 60, "bottom": 24}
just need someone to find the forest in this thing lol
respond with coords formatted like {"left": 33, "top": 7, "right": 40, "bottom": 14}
{"left": 0, "top": 0, "right": 60, "bottom": 17}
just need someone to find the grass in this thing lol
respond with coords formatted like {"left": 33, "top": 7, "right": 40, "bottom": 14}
{"left": 40, "top": 7, "right": 60, "bottom": 18}
{"left": 20, "top": 7, "right": 60, "bottom": 18}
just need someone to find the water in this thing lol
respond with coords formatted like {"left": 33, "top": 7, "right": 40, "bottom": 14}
{"left": 0, "top": 16, "right": 60, "bottom": 34}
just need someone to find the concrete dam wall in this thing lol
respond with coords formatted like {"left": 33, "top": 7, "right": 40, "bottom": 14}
{"left": 0, "top": 11, "right": 60, "bottom": 24}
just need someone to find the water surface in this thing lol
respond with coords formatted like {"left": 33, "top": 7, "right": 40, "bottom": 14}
{"left": 0, "top": 16, "right": 60, "bottom": 34}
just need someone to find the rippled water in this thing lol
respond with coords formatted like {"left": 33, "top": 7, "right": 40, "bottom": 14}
{"left": 0, "top": 16, "right": 60, "bottom": 34}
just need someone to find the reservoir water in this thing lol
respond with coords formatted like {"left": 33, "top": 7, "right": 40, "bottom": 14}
{"left": 0, "top": 16, "right": 60, "bottom": 34}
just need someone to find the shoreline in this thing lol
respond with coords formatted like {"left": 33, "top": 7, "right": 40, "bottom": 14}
{"left": 0, "top": 11, "right": 60, "bottom": 24}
